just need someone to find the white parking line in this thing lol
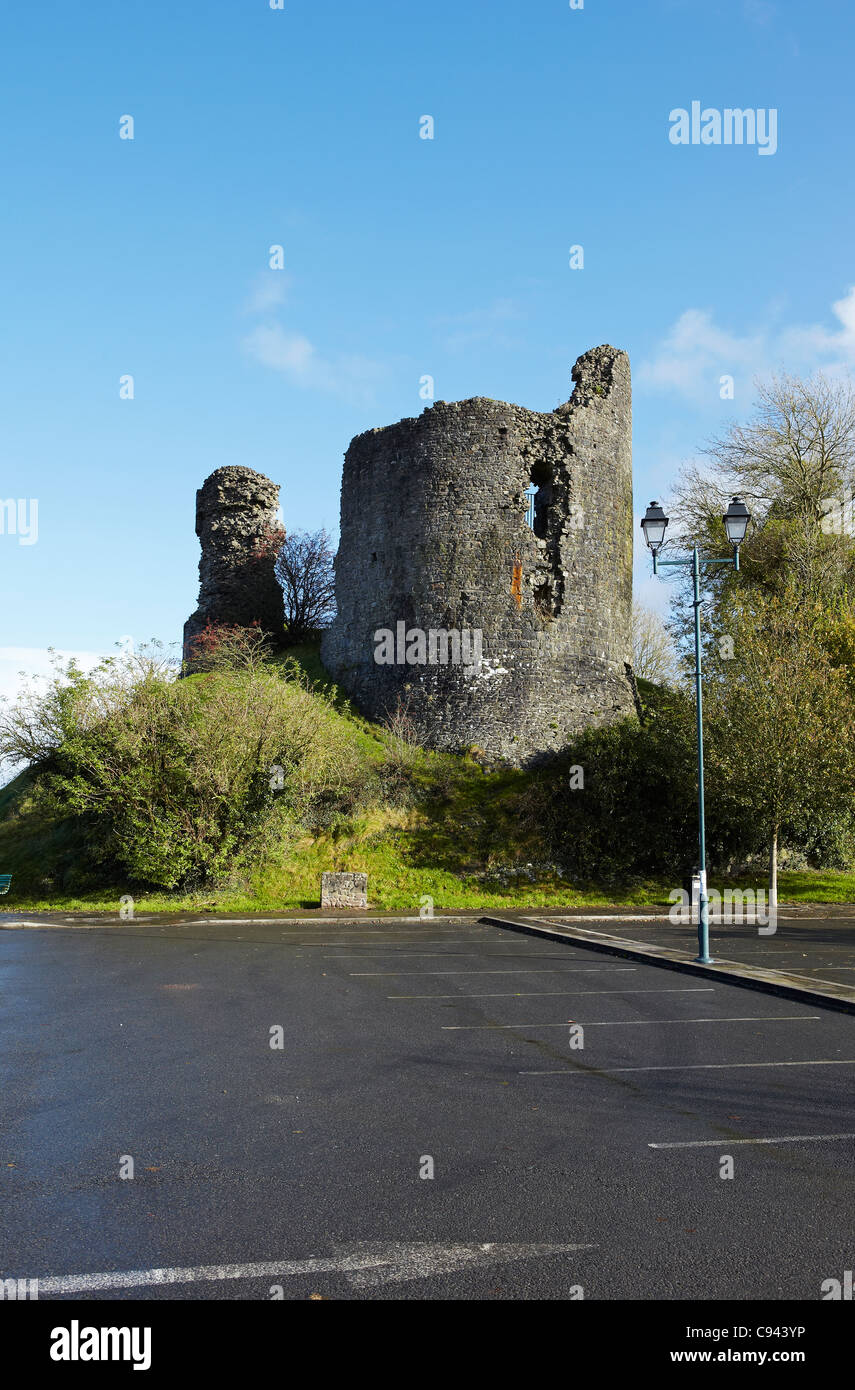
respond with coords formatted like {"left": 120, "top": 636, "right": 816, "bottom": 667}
{"left": 649, "top": 1133, "right": 855, "bottom": 1149}
{"left": 392, "top": 986, "right": 712, "bottom": 1001}
{"left": 445, "top": 1015, "right": 819, "bottom": 1030}
{"left": 297, "top": 934, "right": 492, "bottom": 945}
{"left": 300, "top": 941, "right": 493, "bottom": 948}
{"left": 390, "top": 983, "right": 654, "bottom": 999}
{"left": 326, "top": 952, "right": 579, "bottom": 958}
{"left": 350, "top": 968, "right": 633, "bottom": 976}
{"left": 521, "top": 1058, "right": 855, "bottom": 1075}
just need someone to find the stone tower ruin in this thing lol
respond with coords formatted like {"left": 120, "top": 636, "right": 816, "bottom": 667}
{"left": 183, "top": 465, "right": 284, "bottom": 661}
{"left": 321, "top": 345, "right": 635, "bottom": 765}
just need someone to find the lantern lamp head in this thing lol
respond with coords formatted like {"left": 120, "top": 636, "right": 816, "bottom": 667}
{"left": 641, "top": 500, "right": 669, "bottom": 553}
{"left": 723, "top": 495, "right": 751, "bottom": 547}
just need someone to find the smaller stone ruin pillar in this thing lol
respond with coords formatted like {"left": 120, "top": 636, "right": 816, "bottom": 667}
{"left": 183, "top": 465, "right": 284, "bottom": 664}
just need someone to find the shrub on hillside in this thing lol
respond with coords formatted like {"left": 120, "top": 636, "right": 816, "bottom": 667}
{"left": 184, "top": 621, "right": 273, "bottom": 673}
{"left": 0, "top": 645, "right": 361, "bottom": 889}
{"left": 527, "top": 692, "right": 755, "bottom": 885}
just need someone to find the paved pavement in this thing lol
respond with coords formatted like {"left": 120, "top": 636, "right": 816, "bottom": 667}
{"left": 541, "top": 910, "right": 855, "bottom": 988}
{"left": 1, "top": 918, "right": 853, "bottom": 1300}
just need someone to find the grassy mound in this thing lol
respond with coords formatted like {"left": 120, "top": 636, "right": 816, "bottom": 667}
{"left": 0, "top": 642, "right": 852, "bottom": 912}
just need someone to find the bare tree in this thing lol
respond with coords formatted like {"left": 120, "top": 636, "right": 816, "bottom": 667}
{"left": 666, "top": 372, "right": 855, "bottom": 650}
{"left": 274, "top": 529, "right": 337, "bottom": 644}
{"left": 673, "top": 371, "right": 855, "bottom": 541}
{"left": 184, "top": 622, "right": 273, "bottom": 674}
{"left": 631, "top": 601, "right": 679, "bottom": 685}
{"left": 380, "top": 695, "right": 423, "bottom": 776}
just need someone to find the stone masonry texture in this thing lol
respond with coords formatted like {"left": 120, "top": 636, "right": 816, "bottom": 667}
{"left": 183, "top": 466, "right": 284, "bottom": 661}
{"left": 321, "top": 872, "right": 369, "bottom": 909}
{"left": 321, "top": 345, "right": 635, "bottom": 765}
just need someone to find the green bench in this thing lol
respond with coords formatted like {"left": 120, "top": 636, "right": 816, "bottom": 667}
{"left": 0, "top": 875, "right": 11, "bottom": 895}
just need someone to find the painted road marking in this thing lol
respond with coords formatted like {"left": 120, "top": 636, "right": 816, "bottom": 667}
{"left": 301, "top": 942, "right": 493, "bottom": 948}
{"left": 390, "top": 984, "right": 653, "bottom": 999}
{"left": 649, "top": 1133, "right": 855, "bottom": 1149}
{"left": 28, "top": 1242, "right": 596, "bottom": 1295}
{"left": 299, "top": 940, "right": 496, "bottom": 948}
{"left": 325, "top": 952, "right": 579, "bottom": 958}
{"left": 445, "top": 1015, "right": 819, "bottom": 1030}
{"left": 350, "top": 968, "right": 634, "bottom": 977}
{"left": 396, "top": 986, "right": 713, "bottom": 1002}
{"left": 297, "top": 930, "right": 492, "bottom": 938}
{"left": 325, "top": 953, "right": 581, "bottom": 960}
{"left": 521, "top": 1058, "right": 855, "bottom": 1076}
{"left": 298, "top": 936, "right": 492, "bottom": 944}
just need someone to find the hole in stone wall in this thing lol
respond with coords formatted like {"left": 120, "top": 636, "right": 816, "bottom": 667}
{"left": 532, "top": 489, "right": 549, "bottom": 539}
{"left": 534, "top": 582, "right": 555, "bottom": 622}
{"left": 526, "top": 463, "right": 551, "bottom": 539}
{"left": 526, "top": 459, "right": 566, "bottom": 621}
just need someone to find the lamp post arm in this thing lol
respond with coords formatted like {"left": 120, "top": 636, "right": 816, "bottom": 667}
{"left": 654, "top": 555, "right": 736, "bottom": 568}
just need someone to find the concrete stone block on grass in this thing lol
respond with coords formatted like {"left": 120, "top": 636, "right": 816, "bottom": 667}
{"left": 321, "top": 872, "right": 368, "bottom": 909}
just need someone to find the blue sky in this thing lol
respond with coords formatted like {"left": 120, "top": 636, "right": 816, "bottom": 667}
{"left": 2, "top": 0, "right": 855, "bottom": 696}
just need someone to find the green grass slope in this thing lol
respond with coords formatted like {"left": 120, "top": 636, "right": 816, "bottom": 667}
{"left": 0, "top": 644, "right": 852, "bottom": 912}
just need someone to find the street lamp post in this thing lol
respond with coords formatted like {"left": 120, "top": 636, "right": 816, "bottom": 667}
{"left": 641, "top": 496, "right": 751, "bottom": 964}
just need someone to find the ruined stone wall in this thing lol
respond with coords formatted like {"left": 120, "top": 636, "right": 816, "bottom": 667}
{"left": 320, "top": 344, "right": 635, "bottom": 765}
{"left": 183, "top": 465, "right": 284, "bottom": 660}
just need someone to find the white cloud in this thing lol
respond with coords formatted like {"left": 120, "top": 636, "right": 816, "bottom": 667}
{"left": 240, "top": 270, "right": 386, "bottom": 405}
{"left": 242, "top": 273, "right": 293, "bottom": 315}
{"left": 778, "top": 286, "right": 855, "bottom": 365}
{"left": 244, "top": 324, "right": 317, "bottom": 377}
{"left": 242, "top": 322, "right": 386, "bottom": 405}
{"left": 638, "top": 286, "right": 855, "bottom": 402}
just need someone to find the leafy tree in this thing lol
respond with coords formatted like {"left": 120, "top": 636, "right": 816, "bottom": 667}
{"left": 703, "top": 596, "right": 855, "bottom": 903}
{"left": 656, "top": 372, "right": 855, "bottom": 892}
{"left": 529, "top": 690, "right": 740, "bottom": 887}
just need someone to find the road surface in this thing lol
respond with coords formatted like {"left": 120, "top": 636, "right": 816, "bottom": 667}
{"left": 1, "top": 918, "right": 853, "bottom": 1299}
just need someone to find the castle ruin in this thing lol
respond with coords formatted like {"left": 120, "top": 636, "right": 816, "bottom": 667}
{"left": 321, "top": 344, "right": 635, "bottom": 764}
{"left": 182, "top": 465, "right": 284, "bottom": 662}
{"left": 184, "top": 345, "right": 635, "bottom": 765}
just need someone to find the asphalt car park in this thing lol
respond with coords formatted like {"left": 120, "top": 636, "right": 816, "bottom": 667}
{"left": 1, "top": 919, "right": 853, "bottom": 1299}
